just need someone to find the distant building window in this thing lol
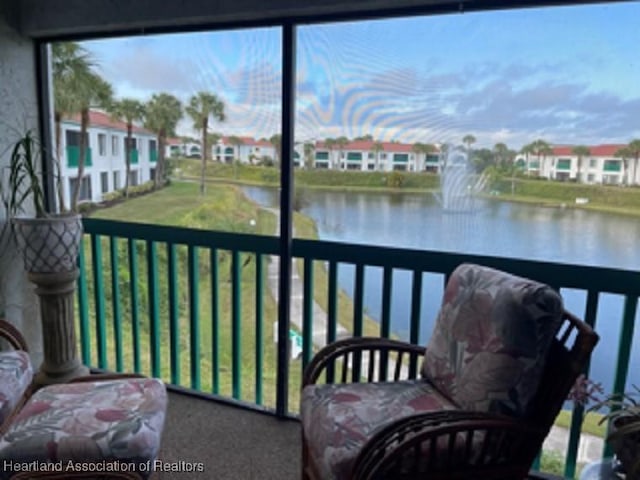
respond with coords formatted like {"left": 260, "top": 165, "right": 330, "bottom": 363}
{"left": 368, "top": 152, "right": 374, "bottom": 159}
{"left": 100, "top": 172, "right": 109, "bottom": 193}
{"left": 380, "top": 153, "right": 387, "bottom": 159}
{"left": 587, "top": 174, "right": 595, "bottom": 182}
{"left": 113, "top": 171, "right": 120, "bottom": 189}
{"left": 98, "top": 134, "right": 107, "bottom": 156}
{"left": 112, "top": 136, "right": 119, "bottom": 155}
{"left": 150, "top": 168, "right": 156, "bottom": 181}
{"left": 129, "top": 170, "right": 139, "bottom": 187}
{"left": 69, "top": 176, "right": 92, "bottom": 202}
{"left": 367, "top": 163, "right": 375, "bottom": 170}
{"left": 589, "top": 158, "right": 597, "bottom": 168}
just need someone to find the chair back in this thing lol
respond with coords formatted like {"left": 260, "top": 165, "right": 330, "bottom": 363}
{"left": 422, "top": 263, "right": 567, "bottom": 418}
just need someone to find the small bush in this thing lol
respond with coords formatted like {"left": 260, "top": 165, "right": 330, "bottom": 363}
{"left": 386, "top": 171, "right": 405, "bottom": 188}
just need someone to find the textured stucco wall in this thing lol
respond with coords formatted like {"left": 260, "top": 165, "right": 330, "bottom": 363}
{"left": 0, "top": 10, "right": 43, "bottom": 366}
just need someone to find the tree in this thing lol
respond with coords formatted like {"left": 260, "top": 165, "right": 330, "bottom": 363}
{"left": 206, "top": 133, "right": 222, "bottom": 161}
{"left": 354, "top": 134, "right": 373, "bottom": 141}
{"left": 228, "top": 136, "right": 244, "bottom": 162}
{"left": 627, "top": 140, "right": 640, "bottom": 186}
{"left": 144, "top": 93, "right": 182, "bottom": 188}
{"left": 186, "top": 92, "right": 226, "bottom": 194}
{"left": 335, "top": 136, "right": 349, "bottom": 170}
{"left": 520, "top": 143, "right": 535, "bottom": 175}
{"left": 109, "top": 98, "right": 146, "bottom": 198}
{"left": 530, "top": 139, "right": 552, "bottom": 177}
{"left": 371, "top": 141, "right": 384, "bottom": 171}
{"left": 52, "top": 42, "right": 95, "bottom": 211}
{"left": 303, "top": 142, "right": 315, "bottom": 169}
{"left": 324, "top": 138, "right": 337, "bottom": 169}
{"left": 571, "top": 145, "right": 591, "bottom": 183}
{"left": 462, "top": 134, "right": 476, "bottom": 152}
{"left": 493, "top": 143, "right": 510, "bottom": 170}
{"left": 269, "top": 134, "right": 281, "bottom": 166}
{"left": 412, "top": 142, "right": 436, "bottom": 171}
{"left": 615, "top": 147, "right": 632, "bottom": 185}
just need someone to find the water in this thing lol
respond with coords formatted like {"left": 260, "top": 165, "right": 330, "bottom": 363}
{"left": 242, "top": 185, "right": 640, "bottom": 395}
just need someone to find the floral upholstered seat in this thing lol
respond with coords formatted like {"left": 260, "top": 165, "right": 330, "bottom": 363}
{"left": 0, "top": 351, "right": 33, "bottom": 429}
{"left": 0, "top": 377, "right": 167, "bottom": 480}
{"left": 301, "top": 263, "right": 572, "bottom": 480}
{"left": 301, "top": 380, "right": 457, "bottom": 479}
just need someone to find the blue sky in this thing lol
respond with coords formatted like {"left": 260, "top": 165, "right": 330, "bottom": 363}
{"left": 82, "top": 1, "right": 640, "bottom": 149}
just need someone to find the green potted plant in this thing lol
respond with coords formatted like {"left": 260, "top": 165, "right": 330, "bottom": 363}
{"left": 1, "top": 130, "right": 82, "bottom": 274}
{"left": 590, "top": 385, "right": 640, "bottom": 478}
{"left": 571, "top": 376, "right": 640, "bottom": 477}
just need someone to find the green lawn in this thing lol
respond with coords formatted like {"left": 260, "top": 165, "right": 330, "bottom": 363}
{"left": 83, "top": 181, "right": 303, "bottom": 410}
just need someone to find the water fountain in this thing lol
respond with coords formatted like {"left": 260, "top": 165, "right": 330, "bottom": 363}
{"left": 435, "top": 146, "right": 487, "bottom": 212}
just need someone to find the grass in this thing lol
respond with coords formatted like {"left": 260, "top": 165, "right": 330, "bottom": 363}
{"left": 555, "top": 409, "right": 607, "bottom": 438}
{"left": 83, "top": 181, "right": 303, "bottom": 410}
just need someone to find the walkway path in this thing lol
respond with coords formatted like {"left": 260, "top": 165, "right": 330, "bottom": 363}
{"left": 265, "top": 208, "right": 348, "bottom": 352}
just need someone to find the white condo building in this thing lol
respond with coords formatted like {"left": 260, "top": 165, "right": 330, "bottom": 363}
{"left": 59, "top": 111, "right": 157, "bottom": 207}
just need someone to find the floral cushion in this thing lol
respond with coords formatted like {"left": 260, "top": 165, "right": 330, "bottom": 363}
{"left": 0, "top": 351, "right": 33, "bottom": 428}
{"left": 422, "top": 263, "right": 563, "bottom": 416}
{"left": 0, "top": 378, "right": 167, "bottom": 479}
{"left": 302, "top": 380, "right": 456, "bottom": 480}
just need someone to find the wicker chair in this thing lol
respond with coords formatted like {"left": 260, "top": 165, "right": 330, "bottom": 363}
{"left": 0, "top": 319, "right": 33, "bottom": 436}
{"left": 0, "top": 320, "right": 167, "bottom": 480}
{"left": 301, "top": 263, "right": 599, "bottom": 480}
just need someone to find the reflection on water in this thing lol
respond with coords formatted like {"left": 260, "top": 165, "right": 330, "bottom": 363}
{"left": 242, "top": 186, "right": 640, "bottom": 393}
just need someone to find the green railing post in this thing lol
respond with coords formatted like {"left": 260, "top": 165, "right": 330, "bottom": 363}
{"left": 302, "top": 257, "right": 314, "bottom": 372}
{"left": 231, "top": 250, "right": 242, "bottom": 400}
{"left": 188, "top": 245, "right": 201, "bottom": 390}
{"left": 380, "top": 266, "right": 393, "bottom": 380}
{"left": 326, "top": 260, "right": 338, "bottom": 383}
{"left": 91, "top": 234, "right": 107, "bottom": 369}
{"left": 210, "top": 248, "right": 220, "bottom": 394}
{"left": 255, "top": 253, "right": 264, "bottom": 405}
{"left": 77, "top": 242, "right": 91, "bottom": 365}
{"left": 604, "top": 294, "right": 638, "bottom": 459}
{"left": 352, "top": 263, "right": 365, "bottom": 381}
{"left": 564, "top": 290, "right": 600, "bottom": 479}
{"left": 168, "top": 243, "right": 180, "bottom": 385}
{"left": 147, "top": 240, "right": 161, "bottom": 378}
{"left": 128, "top": 238, "right": 141, "bottom": 374}
{"left": 109, "top": 236, "right": 123, "bottom": 372}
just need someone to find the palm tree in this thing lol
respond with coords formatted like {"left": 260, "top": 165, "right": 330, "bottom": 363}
{"left": 269, "top": 134, "right": 281, "bottom": 166}
{"left": 109, "top": 98, "right": 146, "bottom": 198}
{"left": 371, "top": 141, "right": 384, "bottom": 171}
{"left": 520, "top": 143, "right": 535, "bottom": 176}
{"left": 615, "top": 146, "right": 632, "bottom": 185}
{"left": 493, "top": 143, "right": 510, "bottom": 170}
{"left": 462, "top": 134, "right": 476, "bottom": 153}
{"left": 324, "top": 138, "right": 337, "bottom": 169}
{"left": 207, "top": 132, "right": 222, "bottom": 161}
{"left": 571, "top": 145, "right": 591, "bottom": 183}
{"left": 303, "top": 142, "right": 315, "bottom": 169}
{"left": 627, "top": 140, "right": 640, "bottom": 186}
{"left": 531, "top": 139, "right": 552, "bottom": 177}
{"left": 186, "top": 92, "right": 226, "bottom": 194}
{"left": 144, "top": 93, "right": 182, "bottom": 188}
{"left": 228, "top": 136, "right": 244, "bottom": 163}
{"left": 68, "top": 73, "right": 112, "bottom": 211}
{"left": 52, "top": 42, "right": 94, "bottom": 211}
{"left": 335, "top": 136, "right": 349, "bottom": 170}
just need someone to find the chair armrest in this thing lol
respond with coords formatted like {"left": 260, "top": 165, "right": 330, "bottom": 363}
{"left": 69, "top": 372, "right": 148, "bottom": 383}
{"left": 0, "top": 318, "right": 29, "bottom": 351}
{"left": 302, "top": 336, "right": 425, "bottom": 387}
{"left": 352, "top": 410, "right": 545, "bottom": 480}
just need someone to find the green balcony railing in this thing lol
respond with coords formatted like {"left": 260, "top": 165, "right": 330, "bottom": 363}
{"left": 66, "top": 145, "right": 93, "bottom": 168}
{"left": 78, "top": 218, "right": 640, "bottom": 479}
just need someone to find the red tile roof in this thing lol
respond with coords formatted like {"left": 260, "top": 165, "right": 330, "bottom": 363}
{"left": 64, "top": 110, "right": 154, "bottom": 135}
{"left": 315, "top": 140, "right": 434, "bottom": 153}
{"left": 552, "top": 144, "right": 627, "bottom": 157}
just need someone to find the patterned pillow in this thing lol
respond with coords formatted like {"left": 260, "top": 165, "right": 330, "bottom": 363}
{"left": 421, "top": 263, "right": 563, "bottom": 417}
